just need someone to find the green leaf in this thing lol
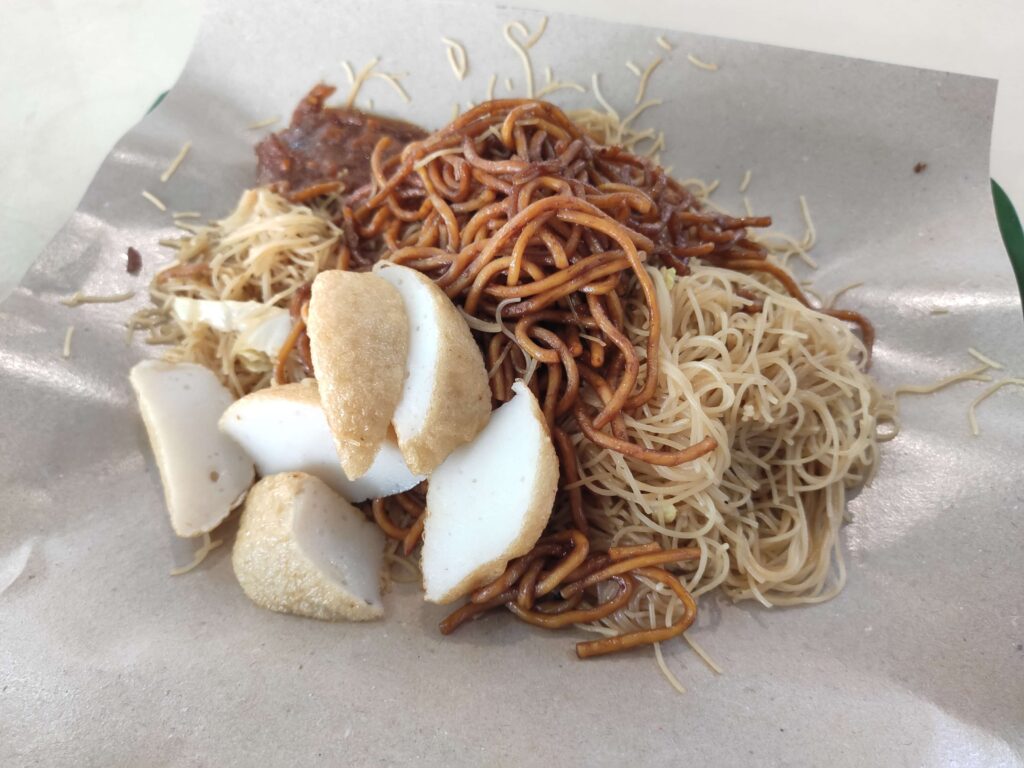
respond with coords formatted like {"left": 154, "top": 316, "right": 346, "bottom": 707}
{"left": 992, "top": 179, "right": 1024, "bottom": 315}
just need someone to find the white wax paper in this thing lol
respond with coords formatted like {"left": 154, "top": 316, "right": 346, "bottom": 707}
{"left": 1, "top": 1, "right": 1022, "bottom": 765}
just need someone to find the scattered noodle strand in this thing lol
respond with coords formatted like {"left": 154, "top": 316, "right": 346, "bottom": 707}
{"left": 826, "top": 281, "right": 864, "bottom": 309}
{"left": 799, "top": 194, "right": 817, "bottom": 251}
{"left": 894, "top": 364, "right": 992, "bottom": 395}
{"left": 968, "top": 379, "right": 1024, "bottom": 436}
{"left": 372, "top": 70, "right": 412, "bottom": 103}
{"left": 441, "top": 37, "right": 468, "bottom": 81}
{"left": 522, "top": 16, "right": 549, "bottom": 49}
{"left": 170, "top": 533, "right": 222, "bottom": 576}
{"left": 504, "top": 22, "right": 535, "bottom": 97}
{"left": 687, "top": 53, "right": 719, "bottom": 71}
{"left": 344, "top": 57, "right": 380, "bottom": 108}
{"left": 62, "top": 326, "right": 75, "bottom": 359}
{"left": 141, "top": 190, "right": 167, "bottom": 211}
{"left": 967, "top": 347, "right": 1004, "bottom": 370}
{"left": 247, "top": 116, "right": 280, "bottom": 130}
{"left": 684, "top": 634, "right": 724, "bottom": 675}
{"left": 61, "top": 291, "right": 135, "bottom": 307}
{"left": 651, "top": 600, "right": 686, "bottom": 693}
{"left": 589, "top": 73, "right": 619, "bottom": 123}
{"left": 634, "top": 57, "right": 663, "bottom": 105}
{"left": 535, "top": 65, "right": 586, "bottom": 99}
{"left": 160, "top": 141, "right": 192, "bottom": 183}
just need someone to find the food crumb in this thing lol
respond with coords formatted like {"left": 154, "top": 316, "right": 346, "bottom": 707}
{"left": 126, "top": 247, "right": 142, "bottom": 275}
{"left": 62, "top": 326, "right": 75, "bottom": 359}
{"left": 913, "top": 162, "right": 927, "bottom": 174}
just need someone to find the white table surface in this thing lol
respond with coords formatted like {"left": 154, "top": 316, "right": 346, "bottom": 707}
{"left": 2, "top": 0, "right": 1022, "bottom": 301}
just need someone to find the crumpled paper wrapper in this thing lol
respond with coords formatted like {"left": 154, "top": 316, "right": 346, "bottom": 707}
{"left": 1, "top": 1, "right": 1022, "bottom": 765}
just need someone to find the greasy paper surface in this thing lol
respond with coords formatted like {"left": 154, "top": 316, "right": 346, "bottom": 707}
{"left": 2, "top": 1, "right": 1022, "bottom": 765}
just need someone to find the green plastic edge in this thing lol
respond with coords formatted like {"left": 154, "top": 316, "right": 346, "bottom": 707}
{"left": 148, "top": 91, "right": 168, "bottom": 114}
{"left": 992, "top": 179, "right": 1024, "bottom": 313}
{"left": 145, "top": 90, "right": 1024, "bottom": 309}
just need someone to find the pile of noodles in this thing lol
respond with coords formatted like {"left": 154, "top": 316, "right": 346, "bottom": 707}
{"left": 133, "top": 187, "right": 339, "bottom": 396}
{"left": 576, "top": 265, "right": 892, "bottom": 620}
{"left": 135, "top": 96, "right": 891, "bottom": 682}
